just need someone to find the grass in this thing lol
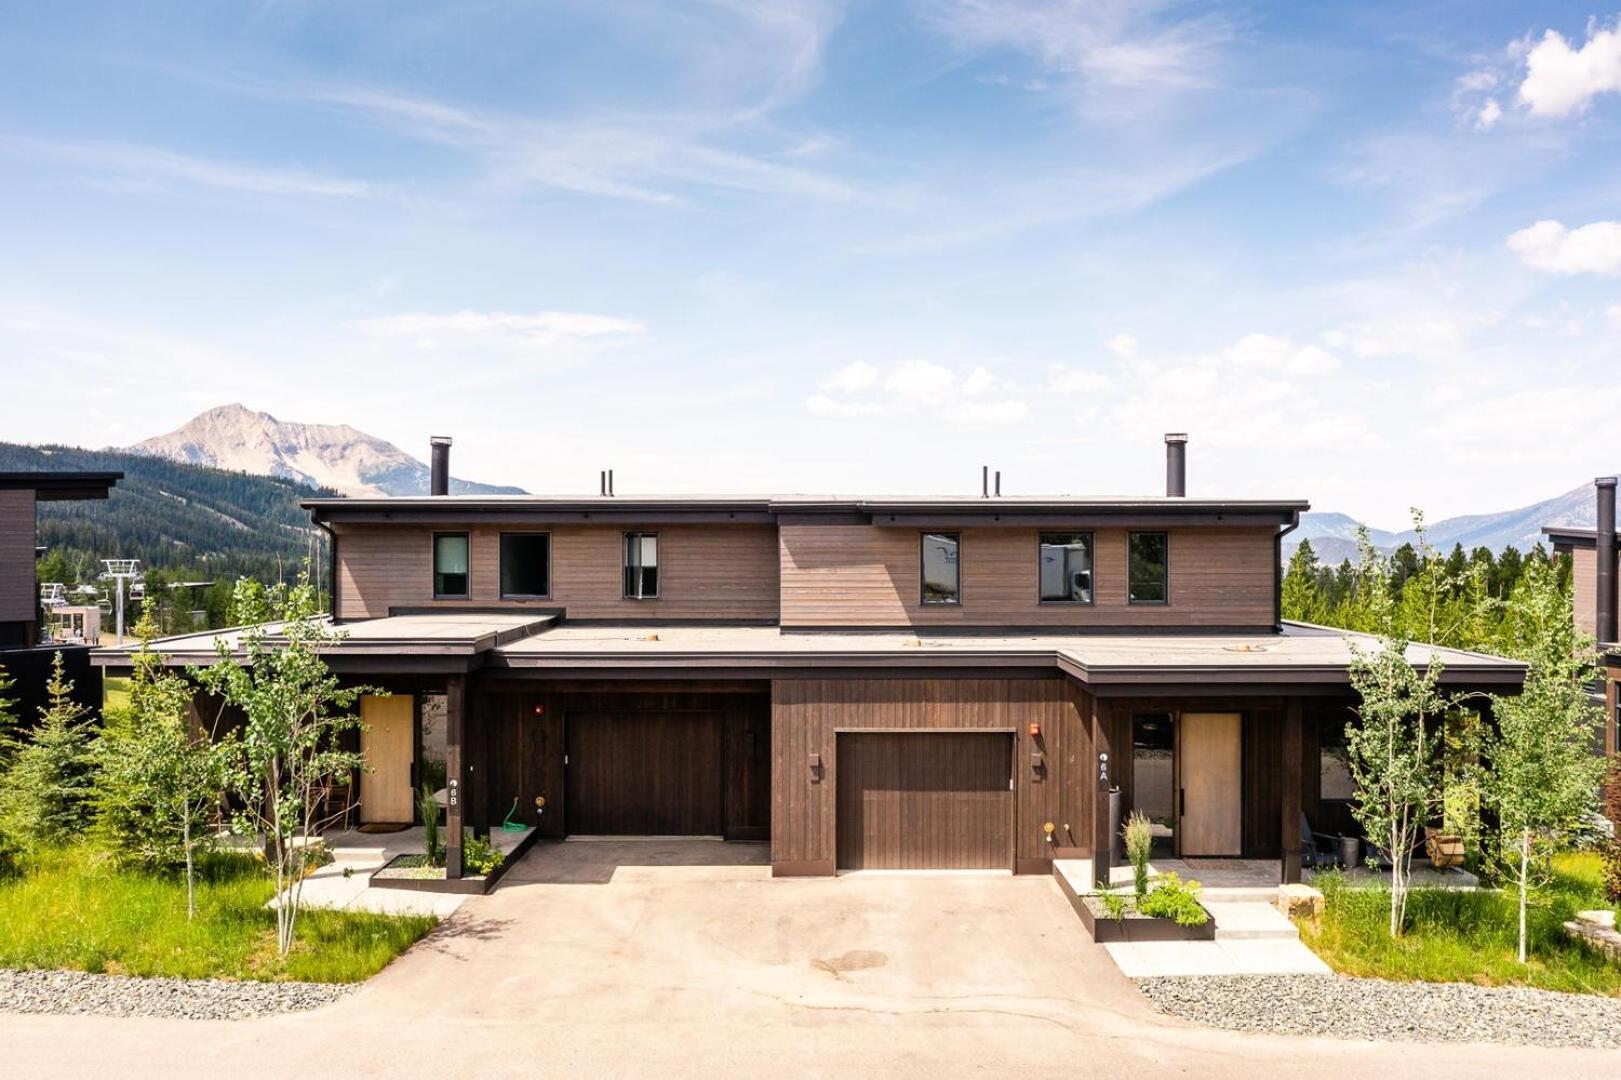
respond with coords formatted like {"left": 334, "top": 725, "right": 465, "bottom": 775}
{"left": 101, "top": 675, "right": 132, "bottom": 713}
{"left": 1298, "top": 851, "right": 1621, "bottom": 996}
{"left": 0, "top": 846, "right": 437, "bottom": 983}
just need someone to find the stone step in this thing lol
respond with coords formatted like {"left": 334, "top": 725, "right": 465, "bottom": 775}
{"left": 1204, "top": 901, "right": 1300, "bottom": 941}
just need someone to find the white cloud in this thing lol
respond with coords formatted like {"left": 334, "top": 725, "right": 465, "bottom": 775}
{"left": 1048, "top": 366, "right": 1110, "bottom": 394}
{"left": 349, "top": 309, "right": 647, "bottom": 347}
{"left": 0, "top": 135, "right": 377, "bottom": 198}
{"left": 1506, "top": 218, "right": 1621, "bottom": 275}
{"left": 808, "top": 358, "right": 1026, "bottom": 424}
{"left": 1219, "top": 333, "right": 1339, "bottom": 376}
{"left": 1518, "top": 19, "right": 1621, "bottom": 117}
{"left": 820, "top": 360, "right": 881, "bottom": 394}
{"left": 1476, "top": 98, "right": 1503, "bottom": 129}
{"left": 1105, "top": 332, "right": 1138, "bottom": 357}
{"left": 1606, "top": 302, "right": 1621, "bottom": 327}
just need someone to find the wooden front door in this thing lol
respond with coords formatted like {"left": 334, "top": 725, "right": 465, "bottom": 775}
{"left": 1178, "top": 712, "right": 1242, "bottom": 857}
{"left": 360, "top": 694, "right": 415, "bottom": 824}
{"left": 835, "top": 732, "right": 1013, "bottom": 870}
{"left": 566, "top": 711, "right": 724, "bottom": 836}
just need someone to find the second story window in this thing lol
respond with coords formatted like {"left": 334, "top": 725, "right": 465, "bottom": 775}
{"left": 1039, "top": 533, "right": 1094, "bottom": 603}
{"left": 499, "top": 533, "right": 551, "bottom": 598}
{"left": 433, "top": 532, "right": 470, "bottom": 598}
{"left": 1128, "top": 531, "right": 1169, "bottom": 604}
{"left": 624, "top": 532, "right": 658, "bottom": 599}
{"left": 921, "top": 532, "right": 960, "bottom": 605}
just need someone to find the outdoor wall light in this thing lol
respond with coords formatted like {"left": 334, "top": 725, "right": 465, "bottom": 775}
{"left": 1028, "top": 722, "right": 1041, "bottom": 738}
{"left": 1043, "top": 822, "right": 1056, "bottom": 843}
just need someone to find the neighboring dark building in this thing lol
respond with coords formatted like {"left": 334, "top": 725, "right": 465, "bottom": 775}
{"left": 1544, "top": 475, "right": 1621, "bottom": 758}
{"left": 99, "top": 437, "right": 1523, "bottom": 883}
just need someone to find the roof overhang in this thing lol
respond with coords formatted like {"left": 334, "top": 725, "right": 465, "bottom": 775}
{"left": 0, "top": 471, "right": 122, "bottom": 501}
{"left": 1542, "top": 526, "right": 1597, "bottom": 551}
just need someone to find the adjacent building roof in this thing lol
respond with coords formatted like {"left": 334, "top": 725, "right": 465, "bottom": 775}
{"left": 1542, "top": 526, "right": 1600, "bottom": 550}
{"left": 0, "top": 471, "right": 122, "bottom": 501}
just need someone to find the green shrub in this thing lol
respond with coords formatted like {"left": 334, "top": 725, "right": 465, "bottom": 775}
{"left": 1138, "top": 871, "right": 1209, "bottom": 926}
{"left": 462, "top": 831, "right": 503, "bottom": 876}
{"left": 1098, "top": 889, "right": 1129, "bottom": 921}
{"left": 0, "top": 654, "right": 98, "bottom": 852}
{"left": 418, "top": 784, "right": 441, "bottom": 864}
{"left": 1123, "top": 810, "right": 1154, "bottom": 898}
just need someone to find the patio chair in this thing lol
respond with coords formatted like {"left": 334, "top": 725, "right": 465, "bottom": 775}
{"left": 1300, "top": 813, "right": 1341, "bottom": 869}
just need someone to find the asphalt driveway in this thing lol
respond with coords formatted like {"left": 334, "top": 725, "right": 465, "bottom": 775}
{"left": 0, "top": 839, "right": 1616, "bottom": 1078}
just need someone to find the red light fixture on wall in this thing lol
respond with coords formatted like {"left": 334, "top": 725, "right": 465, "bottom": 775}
{"left": 1028, "top": 722, "right": 1041, "bottom": 738}
{"left": 533, "top": 704, "right": 546, "bottom": 717}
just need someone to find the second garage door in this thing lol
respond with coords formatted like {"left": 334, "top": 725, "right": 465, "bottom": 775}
{"left": 566, "top": 711, "right": 723, "bottom": 836}
{"left": 836, "top": 732, "right": 1014, "bottom": 870}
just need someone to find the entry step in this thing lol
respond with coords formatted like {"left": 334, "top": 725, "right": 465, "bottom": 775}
{"left": 1204, "top": 901, "right": 1300, "bottom": 941}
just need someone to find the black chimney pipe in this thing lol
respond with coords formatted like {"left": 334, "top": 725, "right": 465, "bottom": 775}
{"left": 429, "top": 436, "right": 452, "bottom": 496}
{"left": 1598, "top": 476, "right": 1617, "bottom": 645}
{"left": 1165, "top": 433, "right": 1187, "bottom": 497}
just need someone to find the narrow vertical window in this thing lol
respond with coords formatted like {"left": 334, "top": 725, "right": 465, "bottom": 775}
{"left": 433, "top": 532, "right": 470, "bottom": 598}
{"left": 1039, "top": 533, "right": 1094, "bottom": 603}
{"left": 1128, "top": 531, "right": 1169, "bottom": 604}
{"left": 499, "top": 533, "right": 551, "bottom": 598}
{"left": 920, "top": 532, "right": 960, "bottom": 605}
{"left": 624, "top": 532, "right": 659, "bottom": 599}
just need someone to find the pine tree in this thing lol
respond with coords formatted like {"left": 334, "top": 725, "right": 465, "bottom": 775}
{"left": 0, "top": 653, "right": 99, "bottom": 851}
{"left": 1281, "top": 539, "right": 1323, "bottom": 623}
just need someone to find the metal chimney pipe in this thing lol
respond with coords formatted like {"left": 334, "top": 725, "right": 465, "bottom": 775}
{"left": 982, "top": 465, "right": 989, "bottom": 498}
{"left": 608, "top": 469, "right": 615, "bottom": 497}
{"left": 994, "top": 470, "right": 1001, "bottom": 497}
{"left": 1165, "top": 433, "right": 1188, "bottom": 497}
{"left": 429, "top": 436, "right": 452, "bottom": 496}
{"left": 1598, "top": 476, "right": 1617, "bottom": 644}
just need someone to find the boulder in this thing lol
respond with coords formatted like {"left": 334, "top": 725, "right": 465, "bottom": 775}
{"left": 1275, "top": 883, "right": 1324, "bottom": 920}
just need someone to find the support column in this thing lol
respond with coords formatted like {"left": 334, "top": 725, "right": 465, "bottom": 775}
{"left": 1091, "top": 698, "right": 1114, "bottom": 890}
{"left": 468, "top": 680, "right": 490, "bottom": 841}
{"left": 445, "top": 673, "right": 465, "bottom": 879}
{"left": 1281, "top": 698, "right": 1303, "bottom": 885}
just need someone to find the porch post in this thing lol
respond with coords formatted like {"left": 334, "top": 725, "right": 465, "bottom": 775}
{"left": 445, "top": 673, "right": 465, "bottom": 879}
{"left": 1281, "top": 697, "right": 1303, "bottom": 885}
{"left": 1091, "top": 697, "right": 1113, "bottom": 890}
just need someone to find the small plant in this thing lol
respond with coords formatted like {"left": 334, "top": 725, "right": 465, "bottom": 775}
{"left": 418, "top": 783, "right": 442, "bottom": 864}
{"left": 1138, "top": 872, "right": 1209, "bottom": 927}
{"left": 462, "top": 831, "right": 504, "bottom": 876}
{"left": 1123, "top": 810, "right": 1154, "bottom": 898}
{"left": 1097, "top": 889, "right": 1129, "bottom": 922}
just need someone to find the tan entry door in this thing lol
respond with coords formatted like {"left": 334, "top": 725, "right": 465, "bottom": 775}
{"left": 360, "top": 695, "right": 414, "bottom": 824}
{"left": 1178, "top": 712, "right": 1241, "bottom": 857}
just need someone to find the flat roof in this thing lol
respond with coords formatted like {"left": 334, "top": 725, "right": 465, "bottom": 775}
{"left": 0, "top": 471, "right": 122, "bottom": 501}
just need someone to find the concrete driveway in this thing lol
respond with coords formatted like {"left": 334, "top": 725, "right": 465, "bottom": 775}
{"left": 1, "top": 839, "right": 1617, "bottom": 1079}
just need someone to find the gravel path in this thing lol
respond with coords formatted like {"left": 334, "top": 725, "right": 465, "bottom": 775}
{"left": 1136, "top": 974, "right": 1621, "bottom": 1049}
{"left": 0, "top": 969, "right": 355, "bottom": 1021}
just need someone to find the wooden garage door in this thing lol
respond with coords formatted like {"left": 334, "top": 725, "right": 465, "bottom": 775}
{"left": 836, "top": 733, "right": 1013, "bottom": 870}
{"left": 566, "top": 711, "right": 723, "bottom": 836}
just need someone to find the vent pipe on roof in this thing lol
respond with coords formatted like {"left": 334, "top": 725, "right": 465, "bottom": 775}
{"left": 994, "top": 470, "right": 1001, "bottom": 497}
{"left": 608, "top": 469, "right": 615, "bottom": 497}
{"left": 1165, "top": 433, "right": 1187, "bottom": 497}
{"left": 982, "top": 465, "right": 989, "bottom": 498}
{"left": 429, "top": 436, "right": 452, "bottom": 496}
{"left": 1598, "top": 476, "right": 1617, "bottom": 645}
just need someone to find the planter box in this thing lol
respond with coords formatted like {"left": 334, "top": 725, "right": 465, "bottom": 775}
{"left": 1074, "top": 895, "right": 1217, "bottom": 942}
{"left": 368, "top": 829, "right": 539, "bottom": 896}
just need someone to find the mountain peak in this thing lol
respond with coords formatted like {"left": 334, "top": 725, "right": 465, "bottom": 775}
{"left": 128, "top": 404, "right": 525, "bottom": 498}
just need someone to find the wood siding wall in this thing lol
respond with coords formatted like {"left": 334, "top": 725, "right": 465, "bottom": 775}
{"left": 0, "top": 488, "right": 37, "bottom": 624}
{"left": 770, "top": 677, "right": 1087, "bottom": 875}
{"left": 1573, "top": 547, "right": 1597, "bottom": 639}
{"left": 336, "top": 523, "right": 780, "bottom": 621}
{"left": 778, "top": 525, "right": 1277, "bottom": 629}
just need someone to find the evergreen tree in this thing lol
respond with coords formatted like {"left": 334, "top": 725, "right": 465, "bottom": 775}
{"left": 0, "top": 653, "right": 99, "bottom": 851}
{"left": 1281, "top": 539, "right": 1323, "bottom": 623}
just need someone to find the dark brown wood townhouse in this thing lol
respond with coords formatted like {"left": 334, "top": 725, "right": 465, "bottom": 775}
{"left": 1544, "top": 475, "right": 1621, "bottom": 758}
{"left": 98, "top": 437, "right": 1523, "bottom": 883}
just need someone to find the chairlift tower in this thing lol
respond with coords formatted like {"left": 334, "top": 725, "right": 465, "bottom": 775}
{"left": 100, "top": 559, "right": 140, "bottom": 646}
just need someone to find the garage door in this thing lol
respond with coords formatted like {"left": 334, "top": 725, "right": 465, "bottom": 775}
{"left": 566, "top": 711, "right": 723, "bottom": 836}
{"left": 836, "top": 732, "right": 1013, "bottom": 870}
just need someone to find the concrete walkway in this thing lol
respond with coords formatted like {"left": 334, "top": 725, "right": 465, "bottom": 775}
{"left": 0, "top": 840, "right": 1614, "bottom": 1079}
{"left": 275, "top": 826, "right": 532, "bottom": 919}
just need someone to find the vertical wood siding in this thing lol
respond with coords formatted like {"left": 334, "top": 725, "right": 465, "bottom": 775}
{"left": 770, "top": 677, "right": 1086, "bottom": 874}
{"left": 778, "top": 525, "right": 1277, "bottom": 629}
{"left": 0, "top": 489, "right": 37, "bottom": 624}
{"left": 336, "top": 523, "right": 780, "bottom": 620}
{"left": 1572, "top": 547, "right": 1596, "bottom": 639}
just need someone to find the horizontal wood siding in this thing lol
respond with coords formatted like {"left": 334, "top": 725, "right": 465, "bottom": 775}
{"left": 771, "top": 678, "right": 1084, "bottom": 874}
{"left": 778, "top": 525, "right": 1276, "bottom": 629}
{"left": 0, "top": 489, "right": 37, "bottom": 624}
{"left": 1573, "top": 547, "right": 1596, "bottom": 639}
{"left": 336, "top": 523, "right": 779, "bottom": 621}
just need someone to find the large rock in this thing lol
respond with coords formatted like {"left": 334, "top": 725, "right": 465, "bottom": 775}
{"left": 1275, "top": 883, "right": 1324, "bottom": 920}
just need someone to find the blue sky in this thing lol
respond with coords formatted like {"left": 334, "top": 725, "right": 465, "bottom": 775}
{"left": 2, "top": 2, "right": 1620, "bottom": 525}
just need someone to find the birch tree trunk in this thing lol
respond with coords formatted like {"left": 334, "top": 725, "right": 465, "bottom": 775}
{"left": 1518, "top": 827, "right": 1529, "bottom": 965}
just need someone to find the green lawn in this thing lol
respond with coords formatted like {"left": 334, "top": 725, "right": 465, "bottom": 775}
{"left": 1299, "top": 852, "right": 1621, "bottom": 996}
{"left": 0, "top": 847, "right": 437, "bottom": 983}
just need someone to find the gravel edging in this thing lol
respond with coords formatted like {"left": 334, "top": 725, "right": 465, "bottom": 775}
{"left": 0, "top": 969, "right": 355, "bottom": 1021}
{"left": 1135, "top": 973, "right": 1621, "bottom": 1049}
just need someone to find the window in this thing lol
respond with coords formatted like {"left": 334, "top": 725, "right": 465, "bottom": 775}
{"left": 1128, "top": 531, "right": 1168, "bottom": 604}
{"left": 432, "top": 532, "right": 470, "bottom": 598}
{"left": 1039, "top": 533, "right": 1094, "bottom": 603}
{"left": 1319, "top": 711, "right": 1354, "bottom": 801}
{"left": 623, "top": 532, "right": 659, "bottom": 599}
{"left": 499, "top": 533, "right": 551, "bottom": 598}
{"left": 920, "top": 532, "right": 960, "bottom": 605}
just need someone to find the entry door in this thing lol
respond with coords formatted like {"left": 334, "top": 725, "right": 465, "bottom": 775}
{"left": 360, "top": 694, "right": 415, "bottom": 824}
{"left": 1178, "top": 712, "right": 1242, "bottom": 857}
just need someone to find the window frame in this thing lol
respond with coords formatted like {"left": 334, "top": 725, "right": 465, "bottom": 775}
{"left": 431, "top": 531, "right": 472, "bottom": 600}
{"left": 919, "top": 531, "right": 962, "bottom": 606}
{"left": 1036, "top": 531, "right": 1096, "bottom": 605}
{"left": 498, "top": 531, "right": 552, "bottom": 600}
{"left": 622, "top": 531, "right": 660, "bottom": 601}
{"left": 1127, "top": 530, "right": 1170, "bottom": 606}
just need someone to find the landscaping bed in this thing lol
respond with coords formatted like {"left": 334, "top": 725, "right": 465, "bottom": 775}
{"left": 1076, "top": 894, "right": 1216, "bottom": 942}
{"left": 369, "top": 827, "right": 535, "bottom": 895}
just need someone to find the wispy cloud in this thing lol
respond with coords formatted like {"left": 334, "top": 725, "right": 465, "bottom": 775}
{"left": 808, "top": 358, "right": 1028, "bottom": 424}
{"left": 348, "top": 309, "right": 647, "bottom": 349}
{"left": 0, "top": 135, "right": 377, "bottom": 198}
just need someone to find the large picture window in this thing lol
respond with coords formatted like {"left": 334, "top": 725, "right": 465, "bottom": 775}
{"left": 432, "top": 532, "right": 470, "bottom": 598}
{"left": 499, "top": 533, "right": 551, "bottom": 598}
{"left": 1038, "top": 533, "right": 1093, "bottom": 603}
{"left": 921, "top": 532, "right": 960, "bottom": 605}
{"left": 623, "top": 532, "right": 659, "bottom": 599}
{"left": 1128, "top": 531, "right": 1168, "bottom": 604}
